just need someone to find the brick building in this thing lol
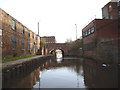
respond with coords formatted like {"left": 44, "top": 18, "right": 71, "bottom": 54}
{"left": 0, "top": 9, "right": 40, "bottom": 57}
{"left": 40, "top": 36, "right": 56, "bottom": 55}
{"left": 102, "top": 1, "right": 120, "bottom": 19}
{"left": 82, "top": 1, "right": 120, "bottom": 63}
{"left": 40, "top": 36, "right": 56, "bottom": 44}
{"left": 82, "top": 19, "right": 118, "bottom": 55}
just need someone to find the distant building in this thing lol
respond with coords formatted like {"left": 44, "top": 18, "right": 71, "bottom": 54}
{"left": 40, "top": 36, "right": 56, "bottom": 55}
{"left": 0, "top": 9, "right": 40, "bottom": 57}
{"left": 40, "top": 36, "right": 56, "bottom": 44}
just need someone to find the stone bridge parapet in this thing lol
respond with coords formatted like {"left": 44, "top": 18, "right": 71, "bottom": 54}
{"left": 46, "top": 43, "right": 70, "bottom": 55}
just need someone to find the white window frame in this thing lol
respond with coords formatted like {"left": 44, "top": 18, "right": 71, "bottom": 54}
{"left": 12, "top": 19, "right": 16, "bottom": 30}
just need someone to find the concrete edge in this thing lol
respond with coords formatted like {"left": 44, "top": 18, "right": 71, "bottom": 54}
{"left": 1, "top": 55, "right": 52, "bottom": 70}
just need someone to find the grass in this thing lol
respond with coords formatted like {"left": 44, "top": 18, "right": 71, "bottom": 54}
{"left": 2, "top": 54, "right": 38, "bottom": 63}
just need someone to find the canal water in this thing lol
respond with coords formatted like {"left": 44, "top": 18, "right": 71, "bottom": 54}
{"left": 2, "top": 56, "right": 119, "bottom": 89}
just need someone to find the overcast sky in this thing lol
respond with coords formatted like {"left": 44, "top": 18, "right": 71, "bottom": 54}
{"left": 0, "top": 0, "right": 111, "bottom": 43}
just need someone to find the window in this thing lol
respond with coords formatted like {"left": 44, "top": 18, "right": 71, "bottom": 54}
{"left": 21, "top": 25, "right": 24, "bottom": 34}
{"left": 110, "top": 16, "right": 113, "bottom": 19}
{"left": 28, "top": 42, "right": 30, "bottom": 50}
{"left": 118, "top": 1, "right": 120, "bottom": 7}
{"left": 109, "top": 5, "right": 111, "bottom": 8}
{"left": 84, "top": 32, "right": 86, "bottom": 37}
{"left": 82, "top": 32, "right": 84, "bottom": 38}
{"left": 12, "top": 19, "right": 16, "bottom": 30}
{"left": 32, "top": 33, "right": 34, "bottom": 39}
{"left": 91, "top": 27, "right": 94, "bottom": 33}
{"left": 12, "top": 37, "right": 17, "bottom": 49}
{"left": 36, "top": 37, "right": 37, "bottom": 40}
{"left": 85, "top": 31, "right": 88, "bottom": 36}
{"left": 118, "top": 11, "right": 120, "bottom": 18}
{"left": 0, "top": 29, "right": 2, "bottom": 36}
{"left": 28, "top": 30, "right": 30, "bottom": 37}
{"left": 88, "top": 29, "right": 91, "bottom": 35}
{"left": 21, "top": 40, "right": 25, "bottom": 50}
{"left": 32, "top": 42, "right": 34, "bottom": 50}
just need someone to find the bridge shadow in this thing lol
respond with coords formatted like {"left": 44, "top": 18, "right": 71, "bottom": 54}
{"left": 49, "top": 48, "right": 64, "bottom": 57}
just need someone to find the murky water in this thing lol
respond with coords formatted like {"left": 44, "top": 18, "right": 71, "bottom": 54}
{"left": 2, "top": 57, "right": 120, "bottom": 89}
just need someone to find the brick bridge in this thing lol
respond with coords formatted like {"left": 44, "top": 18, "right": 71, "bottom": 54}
{"left": 46, "top": 43, "right": 70, "bottom": 55}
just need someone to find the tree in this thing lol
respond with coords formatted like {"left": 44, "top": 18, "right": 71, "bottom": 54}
{"left": 68, "top": 39, "right": 83, "bottom": 56}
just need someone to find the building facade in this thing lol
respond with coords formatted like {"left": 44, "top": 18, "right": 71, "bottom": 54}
{"left": 82, "top": 19, "right": 118, "bottom": 56}
{"left": 40, "top": 36, "right": 56, "bottom": 44}
{"left": 0, "top": 9, "right": 40, "bottom": 57}
{"left": 82, "top": 1, "right": 120, "bottom": 63}
{"left": 40, "top": 36, "right": 56, "bottom": 55}
{"left": 102, "top": 1, "right": 120, "bottom": 19}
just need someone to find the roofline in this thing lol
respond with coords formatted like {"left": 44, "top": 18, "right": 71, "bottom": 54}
{"left": 82, "top": 18, "right": 117, "bottom": 31}
{"left": 102, "top": 1, "right": 117, "bottom": 9}
{"left": 0, "top": 8, "right": 37, "bottom": 35}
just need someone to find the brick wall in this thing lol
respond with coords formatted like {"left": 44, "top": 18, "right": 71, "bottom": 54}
{"left": 82, "top": 19, "right": 119, "bottom": 56}
{"left": 0, "top": 9, "right": 40, "bottom": 57}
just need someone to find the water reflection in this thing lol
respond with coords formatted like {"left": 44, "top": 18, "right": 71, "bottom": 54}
{"left": 83, "top": 59, "right": 119, "bottom": 88}
{"left": 56, "top": 49, "right": 63, "bottom": 59}
{"left": 2, "top": 57, "right": 120, "bottom": 88}
{"left": 3, "top": 67, "right": 40, "bottom": 88}
{"left": 56, "top": 58, "right": 62, "bottom": 63}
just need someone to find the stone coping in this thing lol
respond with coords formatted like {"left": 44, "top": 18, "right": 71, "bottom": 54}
{"left": 0, "top": 55, "right": 51, "bottom": 70}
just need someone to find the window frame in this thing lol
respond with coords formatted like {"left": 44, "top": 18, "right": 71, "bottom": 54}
{"left": 32, "top": 42, "right": 34, "bottom": 50}
{"left": 0, "top": 29, "right": 2, "bottom": 36}
{"left": 118, "top": 11, "right": 120, "bottom": 18}
{"left": 21, "top": 40, "right": 25, "bottom": 50}
{"left": 82, "top": 32, "right": 85, "bottom": 38}
{"left": 28, "top": 30, "right": 30, "bottom": 37}
{"left": 32, "top": 33, "right": 34, "bottom": 39}
{"left": 11, "top": 19, "right": 16, "bottom": 30}
{"left": 91, "top": 27, "right": 95, "bottom": 33}
{"left": 85, "top": 31, "right": 88, "bottom": 36}
{"left": 21, "top": 25, "right": 24, "bottom": 34}
{"left": 28, "top": 41, "right": 30, "bottom": 50}
{"left": 12, "top": 37, "right": 17, "bottom": 49}
{"left": 117, "top": 1, "right": 120, "bottom": 7}
{"left": 88, "top": 29, "right": 91, "bottom": 35}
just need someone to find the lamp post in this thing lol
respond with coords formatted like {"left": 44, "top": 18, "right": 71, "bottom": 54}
{"left": 75, "top": 24, "right": 77, "bottom": 40}
{"left": 38, "top": 22, "right": 39, "bottom": 36}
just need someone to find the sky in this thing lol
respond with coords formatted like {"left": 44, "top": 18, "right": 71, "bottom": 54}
{"left": 0, "top": 0, "right": 111, "bottom": 43}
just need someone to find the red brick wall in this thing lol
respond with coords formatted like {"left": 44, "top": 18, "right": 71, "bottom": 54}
{"left": 82, "top": 19, "right": 119, "bottom": 56}
{"left": 96, "top": 19, "right": 118, "bottom": 40}
{"left": 47, "top": 43, "right": 70, "bottom": 54}
{"left": 1, "top": 9, "right": 40, "bottom": 57}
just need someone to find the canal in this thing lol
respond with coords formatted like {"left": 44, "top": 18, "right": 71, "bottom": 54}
{"left": 2, "top": 56, "right": 119, "bottom": 89}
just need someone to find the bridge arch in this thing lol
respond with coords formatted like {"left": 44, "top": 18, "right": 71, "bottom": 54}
{"left": 49, "top": 48, "right": 64, "bottom": 57}
{"left": 47, "top": 43, "right": 70, "bottom": 55}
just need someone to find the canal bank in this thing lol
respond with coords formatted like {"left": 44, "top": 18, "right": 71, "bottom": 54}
{"left": 2, "top": 55, "right": 53, "bottom": 70}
